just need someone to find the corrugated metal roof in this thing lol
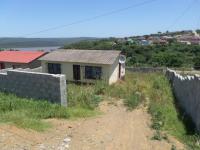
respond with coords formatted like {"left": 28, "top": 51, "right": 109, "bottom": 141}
{"left": 0, "top": 51, "right": 46, "bottom": 63}
{"left": 39, "top": 49, "right": 121, "bottom": 65}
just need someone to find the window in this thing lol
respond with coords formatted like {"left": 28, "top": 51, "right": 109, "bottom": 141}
{"left": 48, "top": 63, "right": 61, "bottom": 74}
{"left": 85, "top": 66, "right": 102, "bottom": 80}
{"left": 12, "top": 65, "right": 16, "bottom": 69}
{"left": 0, "top": 63, "right": 5, "bottom": 69}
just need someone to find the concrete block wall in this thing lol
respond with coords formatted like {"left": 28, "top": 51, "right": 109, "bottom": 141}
{"left": 0, "top": 68, "right": 13, "bottom": 73}
{"left": 166, "top": 69, "right": 200, "bottom": 131}
{"left": 0, "top": 70, "right": 67, "bottom": 106}
{"left": 126, "top": 67, "right": 165, "bottom": 73}
{"left": 0, "top": 66, "right": 42, "bottom": 73}
{"left": 16, "top": 66, "right": 42, "bottom": 73}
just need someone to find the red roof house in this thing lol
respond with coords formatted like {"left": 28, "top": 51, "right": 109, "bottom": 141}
{"left": 0, "top": 51, "right": 46, "bottom": 69}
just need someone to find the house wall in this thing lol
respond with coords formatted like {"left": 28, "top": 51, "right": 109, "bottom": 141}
{"left": 3, "top": 60, "right": 41, "bottom": 69}
{"left": 0, "top": 70, "right": 67, "bottom": 106}
{"left": 108, "top": 56, "right": 120, "bottom": 84}
{"left": 126, "top": 67, "right": 165, "bottom": 73}
{"left": 41, "top": 60, "right": 119, "bottom": 84}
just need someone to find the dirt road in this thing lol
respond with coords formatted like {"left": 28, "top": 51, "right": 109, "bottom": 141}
{"left": 0, "top": 101, "right": 184, "bottom": 150}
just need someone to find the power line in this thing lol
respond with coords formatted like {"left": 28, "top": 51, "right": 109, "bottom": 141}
{"left": 21, "top": 0, "right": 159, "bottom": 37}
{"left": 166, "top": 0, "right": 197, "bottom": 31}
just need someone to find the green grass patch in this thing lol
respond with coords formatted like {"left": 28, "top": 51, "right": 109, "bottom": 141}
{"left": 68, "top": 72, "right": 145, "bottom": 110}
{"left": 97, "top": 73, "right": 145, "bottom": 109}
{"left": 0, "top": 111, "right": 51, "bottom": 132}
{"left": 0, "top": 91, "right": 100, "bottom": 131}
{"left": 66, "top": 107, "right": 100, "bottom": 119}
{"left": 67, "top": 83, "right": 102, "bottom": 109}
{"left": 124, "top": 92, "right": 141, "bottom": 110}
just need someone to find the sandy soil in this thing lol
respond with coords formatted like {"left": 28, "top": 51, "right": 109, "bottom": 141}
{"left": 0, "top": 100, "right": 185, "bottom": 150}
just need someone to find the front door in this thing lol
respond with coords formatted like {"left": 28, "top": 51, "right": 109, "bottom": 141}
{"left": 0, "top": 63, "right": 5, "bottom": 70}
{"left": 119, "top": 63, "right": 121, "bottom": 78}
{"left": 73, "top": 65, "right": 80, "bottom": 80}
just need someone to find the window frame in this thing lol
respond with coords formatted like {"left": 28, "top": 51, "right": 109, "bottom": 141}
{"left": 85, "top": 66, "right": 102, "bottom": 80}
{"left": 48, "top": 63, "right": 61, "bottom": 74}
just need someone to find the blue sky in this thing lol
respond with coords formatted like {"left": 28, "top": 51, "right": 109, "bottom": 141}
{"left": 0, "top": 0, "right": 200, "bottom": 37}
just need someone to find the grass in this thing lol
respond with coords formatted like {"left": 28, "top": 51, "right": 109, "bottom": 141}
{"left": 97, "top": 73, "right": 145, "bottom": 109}
{"left": 68, "top": 72, "right": 145, "bottom": 110}
{"left": 128, "top": 72, "right": 200, "bottom": 149}
{"left": 0, "top": 92, "right": 98, "bottom": 131}
{"left": 67, "top": 83, "right": 102, "bottom": 109}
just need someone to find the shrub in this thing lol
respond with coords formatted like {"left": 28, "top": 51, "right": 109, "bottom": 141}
{"left": 193, "top": 56, "right": 200, "bottom": 70}
{"left": 94, "top": 80, "right": 107, "bottom": 95}
{"left": 124, "top": 92, "right": 141, "bottom": 110}
{"left": 67, "top": 84, "right": 102, "bottom": 109}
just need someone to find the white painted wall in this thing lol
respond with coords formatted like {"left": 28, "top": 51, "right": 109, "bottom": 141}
{"left": 41, "top": 60, "right": 117, "bottom": 84}
{"left": 108, "top": 56, "right": 120, "bottom": 84}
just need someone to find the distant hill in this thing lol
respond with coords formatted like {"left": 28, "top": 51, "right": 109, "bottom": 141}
{"left": 0, "top": 37, "right": 98, "bottom": 48}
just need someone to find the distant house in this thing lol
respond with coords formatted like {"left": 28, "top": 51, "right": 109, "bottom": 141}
{"left": 0, "top": 51, "right": 46, "bottom": 69}
{"left": 179, "top": 41, "right": 191, "bottom": 45}
{"left": 177, "top": 35, "right": 200, "bottom": 45}
{"left": 126, "top": 38, "right": 134, "bottom": 44}
{"left": 153, "top": 39, "right": 168, "bottom": 45}
{"left": 39, "top": 50, "right": 125, "bottom": 84}
{"left": 139, "top": 40, "right": 152, "bottom": 46}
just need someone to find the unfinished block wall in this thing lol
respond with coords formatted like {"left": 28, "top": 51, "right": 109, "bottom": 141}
{"left": 166, "top": 69, "right": 200, "bottom": 131}
{"left": 0, "top": 70, "right": 67, "bottom": 106}
{"left": 126, "top": 67, "right": 165, "bottom": 73}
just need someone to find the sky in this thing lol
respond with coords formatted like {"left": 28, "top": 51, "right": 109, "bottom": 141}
{"left": 0, "top": 0, "right": 200, "bottom": 38}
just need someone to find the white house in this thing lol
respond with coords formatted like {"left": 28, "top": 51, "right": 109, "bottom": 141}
{"left": 39, "top": 49, "right": 125, "bottom": 84}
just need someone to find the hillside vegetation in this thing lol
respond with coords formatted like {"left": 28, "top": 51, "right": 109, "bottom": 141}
{"left": 64, "top": 39, "right": 200, "bottom": 68}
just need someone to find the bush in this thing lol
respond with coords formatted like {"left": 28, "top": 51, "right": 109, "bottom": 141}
{"left": 152, "top": 52, "right": 184, "bottom": 67}
{"left": 193, "top": 56, "right": 200, "bottom": 70}
{"left": 67, "top": 84, "right": 102, "bottom": 109}
{"left": 94, "top": 80, "right": 107, "bottom": 95}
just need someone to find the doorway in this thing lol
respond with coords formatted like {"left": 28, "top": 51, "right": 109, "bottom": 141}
{"left": 119, "top": 63, "right": 121, "bottom": 78}
{"left": 73, "top": 65, "right": 81, "bottom": 80}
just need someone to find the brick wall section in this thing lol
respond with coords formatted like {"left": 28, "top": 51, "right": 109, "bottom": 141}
{"left": 0, "top": 70, "right": 67, "bottom": 106}
{"left": 126, "top": 67, "right": 166, "bottom": 73}
{"left": 0, "top": 67, "right": 42, "bottom": 73}
{"left": 166, "top": 69, "right": 200, "bottom": 131}
{"left": 16, "top": 66, "right": 42, "bottom": 73}
{"left": 0, "top": 68, "right": 13, "bottom": 73}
